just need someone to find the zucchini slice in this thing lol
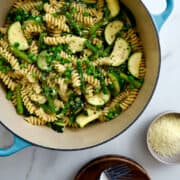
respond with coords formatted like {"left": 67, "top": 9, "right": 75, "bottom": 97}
{"left": 128, "top": 52, "right": 142, "bottom": 78}
{"left": 108, "top": 72, "right": 121, "bottom": 96}
{"left": 8, "top": 21, "right": 29, "bottom": 50}
{"left": 106, "top": 0, "right": 120, "bottom": 18}
{"left": 76, "top": 108, "right": 101, "bottom": 128}
{"left": 37, "top": 51, "right": 49, "bottom": 71}
{"left": 109, "top": 38, "right": 130, "bottom": 66}
{"left": 86, "top": 91, "right": 110, "bottom": 106}
{"left": 105, "top": 20, "right": 123, "bottom": 45}
{"left": 66, "top": 35, "right": 86, "bottom": 53}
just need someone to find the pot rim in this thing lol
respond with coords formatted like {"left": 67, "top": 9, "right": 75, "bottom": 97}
{"left": 0, "top": 0, "right": 161, "bottom": 151}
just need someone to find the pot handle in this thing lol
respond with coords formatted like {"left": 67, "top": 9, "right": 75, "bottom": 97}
{"left": 152, "top": 0, "right": 174, "bottom": 31}
{"left": 0, "top": 135, "right": 31, "bottom": 156}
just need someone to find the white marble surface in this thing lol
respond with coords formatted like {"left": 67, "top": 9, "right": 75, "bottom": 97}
{"left": 0, "top": 0, "right": 180, "bottom": 180}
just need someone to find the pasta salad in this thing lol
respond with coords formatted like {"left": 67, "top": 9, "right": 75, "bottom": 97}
{"left": 0, "top": 0, "right": 145, "bottom": 132}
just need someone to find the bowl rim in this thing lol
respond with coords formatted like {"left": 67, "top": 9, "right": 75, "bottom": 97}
{"left": 146, "top": 111, "right": 180, "bottom": 165}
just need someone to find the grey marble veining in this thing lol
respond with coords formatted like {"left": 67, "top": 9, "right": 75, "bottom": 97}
{"left": 1, "top": 0, "right": 180, "bottom": 180}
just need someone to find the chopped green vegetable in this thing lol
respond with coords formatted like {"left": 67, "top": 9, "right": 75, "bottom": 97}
{"left": 65, "top": 12, "right": 82, "bottom": 36}
{"left": 119, "top": 72, "right": 142, "bottom": 88}
{"left": 11, "top": 47, "right": 32, "bottom": 63}
{"left": 77, "top": 61, "right": 85, "bottom": 93}
{"left": 50, "top": 120, "right": 65, "bottom": 133}
{"left": 15, "top": 84, "right": 24, "bottom": 114}
{"left": 84, "top": 40, "right": 98, "bottom": 54}
{"left": 6, "top": 90, "right": 13, "bottom": 100}
{"left": 108, "top": 72, "right": 121, "bottom": 96}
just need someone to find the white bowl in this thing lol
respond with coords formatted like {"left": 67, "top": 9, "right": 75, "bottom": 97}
{"left": 146, "top": 111, "right": 180, "bottom": 165}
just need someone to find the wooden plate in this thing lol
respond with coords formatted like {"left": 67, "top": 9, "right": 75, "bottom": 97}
{"left": 75, "top": 155, "right": 150, "bottom": 180}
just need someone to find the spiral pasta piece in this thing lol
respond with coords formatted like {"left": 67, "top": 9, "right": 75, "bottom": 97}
{"left": 12, "top": 94, "right": 17, "bottom": 107}
{"left": 13, "top": 1, "right": 43, "bottom": 11}
{"left": 71, "top": 3, "right": 98, "bottom": 17}
{"left": 122, "top": 29, "right": 143, "bottom": 52}
{"left": 29, "top": 41, "right": 38, "bottom": 55}
{"left": 99, "top": 90, "right": 129, "bottom": 121}
{"left": 35, "top": 108, "right": 57, "bottom": 122}
{"left": 85, "top": 85, "right": 94, "bottom": 97}
{"left": 31, "top": 9, "right": 40, "bottom": 16}
{"left": 49, "top": 0, "right": 65, "bottom": 6}
{"left": 139, "top": 56, "right": 146, "bottom": 78}
{"left": 0, "top": 71, "right": 17, "bottom": 90}
{"left": 59, "top": 51, "right": 78, "bottom": 66}
{"left": 43, "top": 14, "right": 69, "bottom": 32}
{"left": 24, "top": 24, "right": 44, "bottom": 38}
{"left": 73, "top": 14, "right": 95, "bottom": 26}
{"left": 32, "top": 83, "right": 42, "bottom": 94}
{"left": 0, "top": 47, "right": 20, "bottom": 70}
{"left": 120, "top": 89, "right": 139, "bottom": 111}
{"left": 44, "top": 36, "right": 68, "bottom": 45}
{"left": 48, "top": 29, "right": 62, "bottom": 37}
{"left": 30, "top": 94, "right": 47, "bottom": 104}
{"left": 22, "top": 63, "right": 42, "bottom": 79}
{"left": 97, "top": 0, "right": 104, "bottom": 11}
{"left": 25, "top": 116, "right": 46, "bottom": 126}
{"left": 46, "top": 72, "right": 57, "bottom": 88}
{"left": 0, "top": 39, "right": 9, "bottom": 49}
{"left": 83, "top": 74, "right": 101, "bottom": 88}
{"left": 8, "top": 70, "right": 24, "bottom": 80}
{"left": 71, "top": 70, "right": 81, "bottom": 88}
{"left": 54, "top": 99, "right": 64, "bottom": 111}
{"left": 52, "top": 61, "right": 66, "bottom": 74}
{"left": 21, "top": 86, "right": 38, "bottom": 114}
{"left": 44, "top": 3, "right": 58, "bottom": 14}
{"left": 74, "top": 87, "right": 82, "bottom": 95}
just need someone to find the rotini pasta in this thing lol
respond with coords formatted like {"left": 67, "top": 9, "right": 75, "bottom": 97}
{"left": 21, "top": 86, "right": 38, "bottom": 115}
{"left": 83, "top": 74, "right": 101, "bottom": 88}
{"left": 52, "top": 61, "right": 66, "bottom": 74}
{"left": 28, "top": 41, "right": 38, "bottom": 55}
{"left": 0, "top": 39, "right": 9, "bottom": 49}
{"left": 120, "top": 89, "right": 139, "bottom": 111}
{"left": 122, "top": 29, "right": 143, "bottom": 52}
{"left": 24, "top": 24, "right": 44, "bottom": 38}
{"left": 44, "top": 3, "right": 58, "bottom": 14}
{"left": 71, "top": 70, "right": 81, "bottom": 88}
{"left": 43, "top": 14, "right": 70, "bottom": 32}
{"left": 35, "top": 108, "right": 57, "bottom": 122}
{"left": 0, "top": 0, "right": 145, "bottom": 132}
{"left": 97, "top": 0, "right": 105, "bottom": 11}
{"left": 13, "top": 1, "right": 43, "bottom": 11}
{"left": 73, "top": 14, "right": 95, "bottom": 26}
{"left": 85, "top": 85, "right": 94, "bottom": 97}
{"left": 70, "top": 3, "right": 98, "bottom": 17}
{"left": 25, "top": 116, "right": 46, "bottom": 126}
{"left": 23, "top": 63, "right": 42, "bottom": 78}
{"left": 30, "top": 94, "right": 47, "bottom": 104}
{"left": 0, "top": 71, "right": 17, "bottom": 91}
{"left": 0, "top": 47, "right": 20, "bottom": 70}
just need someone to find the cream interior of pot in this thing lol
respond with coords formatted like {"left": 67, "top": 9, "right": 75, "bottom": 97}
{"left": 0, "top": 0, "right": 160, "bottom": 149}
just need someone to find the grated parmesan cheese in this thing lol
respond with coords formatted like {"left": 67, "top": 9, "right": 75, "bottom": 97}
{"left": 148, "top": 114, "right": 180, "bottom": 157}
